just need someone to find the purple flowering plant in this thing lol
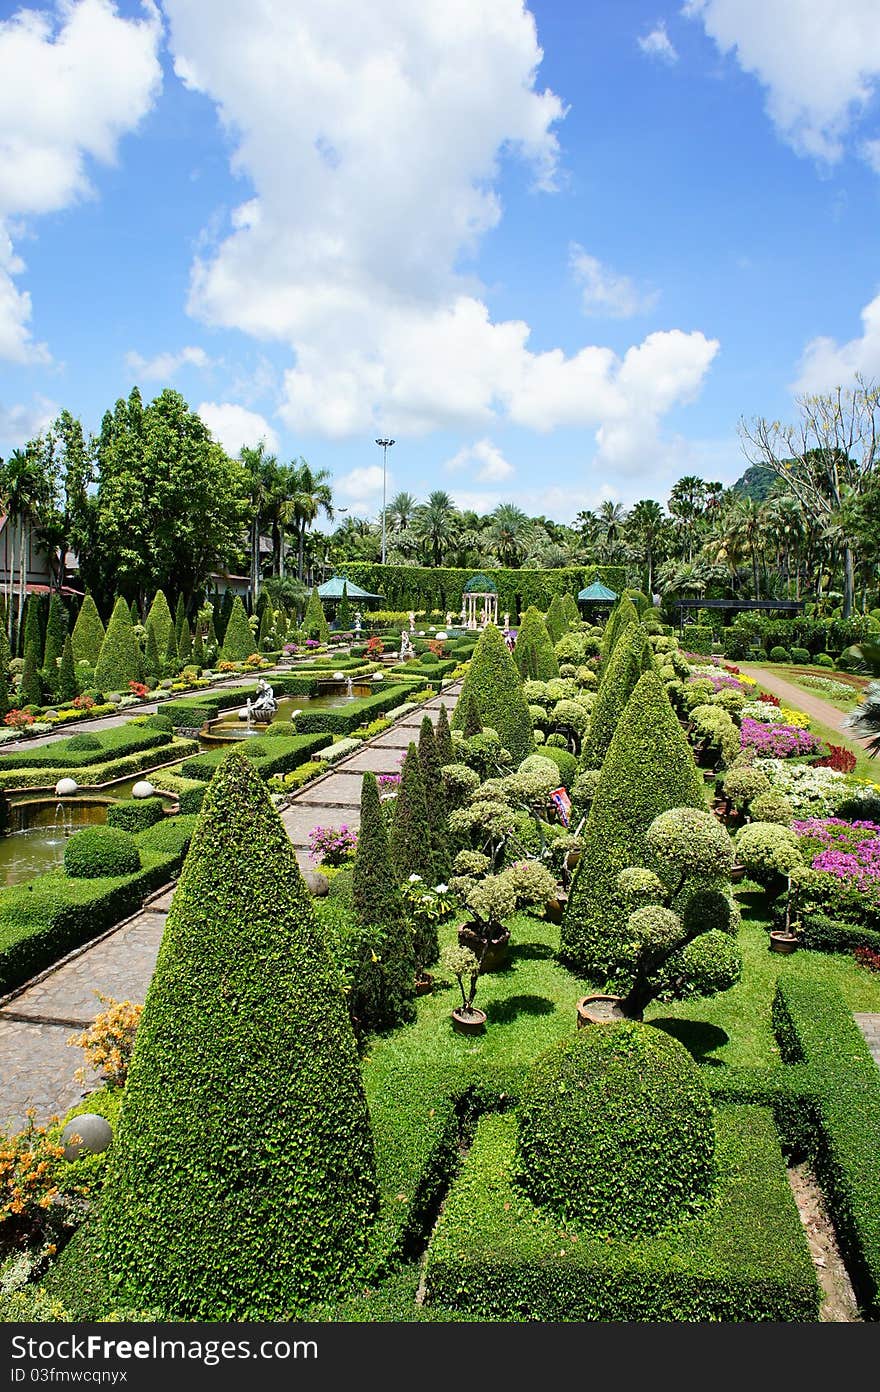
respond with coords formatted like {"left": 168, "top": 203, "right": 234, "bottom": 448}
{"left": 308, "top": 823, "right": 358, "bottom": 865}
{"left": 793, "top": 817, "right": 880, "bottom": 897}
{"left": 740, "top": 718, "right": 821, "bottom": 758}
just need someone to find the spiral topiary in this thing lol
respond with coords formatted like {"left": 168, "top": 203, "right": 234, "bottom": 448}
{"left": 515, "top": 1021, "right": 715, "bottom": 1239}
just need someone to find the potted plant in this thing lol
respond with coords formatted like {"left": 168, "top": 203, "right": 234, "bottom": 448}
{"left": 458, "top": 874, "right": 516, "bottom": 970}
{"left": 441, "top": 944, "right": 487, "bottom": 1034}
{"left": 401, "top": 875, "right": 456, "bottom": 992}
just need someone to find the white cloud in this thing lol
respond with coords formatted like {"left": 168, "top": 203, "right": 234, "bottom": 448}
{"left": 335, "top": 464, "right": 390, "bottom": 503}
{"left": 444, "top": 438, "right": 514, "bottom": 482}
{"left": 0, "top": 0, "right": 162, "bottom": 361}
{"left": 794, "top": 291, "right": 880, "bottom": 392}
{"left": 638, "top": 22, "right": 679, "bottom": 64}
{"left": 125, "top": 344, "right": 214, "bottom": 380}
{"left": 684, "top": 0, "right": 880, "bottom": 164}
{"left": 165, "top": 1, "right": 716, "bottom": 463}
{"left": 570, "top": 244, "right": 659, "bottom": 318}
{"left": 197, "top": 401, "right": 278, "bottom": 455}
{"left": 0, "top": 394, "right": 58, "bottom": 451}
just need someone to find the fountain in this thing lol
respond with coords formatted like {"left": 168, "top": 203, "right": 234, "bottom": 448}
{"left": 54, "top": 801, "right": 74, "bottom": 837}
{"left": 346, "top": 675, "right": 353, "bottom": 698}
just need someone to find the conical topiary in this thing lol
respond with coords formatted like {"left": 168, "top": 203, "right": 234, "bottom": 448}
{"left": 562, "top": 592, "right": 581, "bottom": 627}
{"left": 581, "top": 621, "right": 652, "bottom": 770}
{"left": 57, "top": 634, "right": 77, "bottom": 704}
{"left": 450, "top": 623, "right": 532, "bottom": 763}
{"left": 303, "top": 586, "right": 329, "bottom": 643}
{"left": 20, "top": 600, "right": 43, "bottom": 705}
{"left": 600, "top": 595, "right": 639, "bottom": 667}
{"left": 42, "top": 593, "right": 65, "bottom": 680}
{"left": 560, "top": 669, "right": 706, "bottom": 978}
{"left": 174, "top": 593, "right": 186, "bottom": 648}
{"left": 100, "top": 749, "right": 378, "bottom": 1319}
{"left": 94, "top": 596, "right": 141, "bottom": 692}
{"left": 513, "top": 605, "right": 559, "bottom": 682}
{"left": 192, "top": 624, "right": 205, "bottom": 667}
{"left": 217, "top": 590, "right": 234, "bottom": 645}
{"left": 257, "top": 603, "right": 273, "bottom": 650}
{"left": 337, "top": 582, "right": 352, "bottom": 631}
{"left": 129, "top": 599, "right": 139, "bottom": 628}
{"left": 144, "top": 621, "right": 161, "bottom": 684}
{"left": 390, "top": 742, "right": 433, "bottom": 883}
{"left": 456, "top": 683, "right": 482, "bottom": 738}
{"left": 221, "top": 596, "right": 258, "bottom": 662}
{"left": 164, "top": 623, "right": 178, "bottom": 672}
{"left": 351, "top": 772, "right": 416, "bottom": 1028}
{"left": 435, "top": 703, "right": 454, "bottom": 767}
{"left": 145, "top": 591, "right": 174, "bottom": 655}
{"left": 71, "top": 594, "right": 105, "bottom": 666}
{"left": 207, "top": 613, "right": 218, "bottom": 654}
{"left": 177, "top": 616, "right": 192, "bottom": 663}
{"left": 418, "top": 715, "right": 451, "bottom": 882}
{"left": 544, "top": 593, "right": 569, "bottom": 644}
{"left": 0, "top": 628, "right": 11, "bottom": 717}
{"left": 22, "top": 594, "right": 42, "bottom": 665}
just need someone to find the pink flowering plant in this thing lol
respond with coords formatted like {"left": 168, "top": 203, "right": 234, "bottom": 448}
{"left": 308, "top": 823, "right": 358, "bottom": 865}
{"left": 793, "top": 817, "right": 880, "bottom": 899}
{"left": 740, "top": 718, "right": 821, "bottom": 758}
{"left": 377, "top": 772, "right": 401, "bottom": 797}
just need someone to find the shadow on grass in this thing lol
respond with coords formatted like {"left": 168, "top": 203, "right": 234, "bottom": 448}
{"left": 485, "top": 994, "right": 556, "bottom": 1025}
{"left": 508, "top": 942, "right": 555, "bottom": 962}
{"left": 651, "top": 1017, "right": 729, "bottom": 1065}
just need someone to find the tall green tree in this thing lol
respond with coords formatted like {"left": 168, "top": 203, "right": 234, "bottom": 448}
{"left": 71, "top": 593, "right": 105, "bottom": 665}
{"left": 351, "top": 772, "right": 416, "bottom": 1028}
{"left": 95, "top": 596, "right": 141, "bottom": 691}
{"left": 390, "top": 743, "right": 433, "bottom": 883}
{"left": 57, "top": 634, "right": 78, "bottom": 704}
{"left": 284, "top": 460, "right": 335, "bottom": 583}
{"left": 42, "top": 593, "right": 65, "bottom": 679}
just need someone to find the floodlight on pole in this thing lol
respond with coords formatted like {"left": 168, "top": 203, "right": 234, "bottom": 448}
{"left": 375, "top": 438, "right": 395, "bottom": 564}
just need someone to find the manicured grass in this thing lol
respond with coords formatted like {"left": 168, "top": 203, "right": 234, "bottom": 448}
{"left": 778, "top": 666, "right": 865, "bottom": 713}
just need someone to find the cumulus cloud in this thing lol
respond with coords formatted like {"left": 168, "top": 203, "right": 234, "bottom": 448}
{"left": 335, "top": 464, "right": 390, "bottom": 505}
{"left": 0, "top": 0, "right": 162, "bottom": 361}
{"left": 197, "top": 401, "right": 278, "bottom": 454}
{"left": 570, "top": 244, "right": 659, "bottom": 318}
{"left": 684, "top": 0, "right": 880, "bottom": 164}
{"left": 794, "top": 291, "right": 880, "bottom": 392}
{"left": 445, "top": 438, "right": 514, "bottom": 482}
{"left": 0, "top": 394, "right": 58, "bottom": 451}
{"left": 165, "top": 1, "right": 716, "bottom": 462}
{"left": 638, "top": 22, "right": 679, "bottom": 64}
{"left": 125, "top": 344, "right": 214, "bottom": 380}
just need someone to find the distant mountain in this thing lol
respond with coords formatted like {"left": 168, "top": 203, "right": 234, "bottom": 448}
{"left": 730, "top": 464, "right": 777, "bottom": 502}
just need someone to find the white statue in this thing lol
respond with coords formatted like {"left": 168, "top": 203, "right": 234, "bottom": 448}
{"left": 503, "top": 611, "right": 509, "bottom": 629}
{"left": 246, "top": 679, "right": 277, "bottom": 721}
{"left": 400, "top": 629, "right": 415, "bottom": 659}
{"left": 354, "top": 610, "right": 362, "bottom": 634}
{"left": 445, "top": 611, "right": 453, "bottom": 628}
{"left": 408, "top": 610, "right": 416, "bottom": 631}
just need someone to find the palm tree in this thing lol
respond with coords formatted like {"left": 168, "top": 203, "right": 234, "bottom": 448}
{"left": 239, "top": 441, "right": 279, "bottom": 607}
{"left": 668, "top": 475, "right": 708, "bottom": 562}
{"left": 489, "top": 502, "right": 530, "bottom": 568}
{"left": 412, "top": 491, "right": 460, "bottom": 567}
{"left": 285, "top": 460, "right": 334, "bottom": 583}
{"left": 725, "top": 497, "right": 766, "bottom": 599}
{"left": 626, "top": 498, "right": 665, "bottom": 595}
{"left": 385, "top": 491, "right": 417, "bottom": 534}
{"left": 596, "top": 500, "right": 628, "bottom": 563}
{"left": 0, "top": 446, "right": 52, "bottom": 644}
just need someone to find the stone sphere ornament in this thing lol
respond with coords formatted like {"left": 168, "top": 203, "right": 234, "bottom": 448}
{"left": 62, "top": 1113, "right": 113, "bottom": 1162}
{"left": 55, "top": 778, "right": 78, "bottom": 796}
{"left": 131, "top": 781, "right": 155, "bottom": 799}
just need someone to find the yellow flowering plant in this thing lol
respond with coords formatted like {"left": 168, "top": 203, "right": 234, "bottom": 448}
{"left": 69, "top": 995, "right": 143, "bottom": 1090}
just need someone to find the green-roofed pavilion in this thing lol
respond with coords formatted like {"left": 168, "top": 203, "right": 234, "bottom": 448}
{"left": 317, "top": 576, "right": 383, "bottom": 601}
{"left": 577, "top": 580, "right": 618, "bottom": 603}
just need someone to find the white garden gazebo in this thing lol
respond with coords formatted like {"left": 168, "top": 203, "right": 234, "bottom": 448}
{"left": 460, "top": 574, "right": 499, "bottom": 630}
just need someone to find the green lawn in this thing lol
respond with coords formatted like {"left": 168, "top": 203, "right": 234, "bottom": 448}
{"left": 777, "top": 666, "right": 866, "bottom": 713}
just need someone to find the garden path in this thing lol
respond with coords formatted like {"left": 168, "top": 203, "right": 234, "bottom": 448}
{"left": 0, "top": 683, "right": 461, "bottom": 1133}
{"left": 738, "top": 664, "right": 873, "bottom": 753}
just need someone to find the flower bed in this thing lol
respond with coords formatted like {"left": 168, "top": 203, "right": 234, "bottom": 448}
{"left": 793, "top": 818, "right": 880, "bottom": 899}
{"left": 740, "top": 718, "right": 821, "bottom": 758}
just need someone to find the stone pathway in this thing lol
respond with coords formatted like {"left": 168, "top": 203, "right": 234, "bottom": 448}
{"left": 738, "top": 663, "right": 873, "bottom": 754}
{"left": 0, "top": 687, "right": 460, "bottom": 1132}
{"left": 854, "top": 1014, "right": 880, "bottom": 1069}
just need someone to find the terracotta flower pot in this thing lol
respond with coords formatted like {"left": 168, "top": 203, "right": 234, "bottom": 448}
{"left": 451, "top": 1006, "right": 487, "bottom": 1035}
{"left": 576, "top": 994, "right": 630, "bottom": 1027}
{"left": 458, "top": 923, "right": 510, "bottom": 971}
{"left": 544, "top": 889, "right": 568, "bottom": 925}
{"left": 769, "top": 931, "right": 799, "bottom": 955}
{"left": 730, "top": 863, "right": 746, "bottom": 884}
{"left": 415, "top": 973, "right": 434, "bottom": 996}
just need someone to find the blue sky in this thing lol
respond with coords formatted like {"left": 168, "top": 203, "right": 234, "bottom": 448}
{"left": 2, "top": 0, "right": 880, "bottom": 521}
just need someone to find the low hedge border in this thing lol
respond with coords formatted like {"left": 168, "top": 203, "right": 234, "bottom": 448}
{"left": 798, "top": 911, "right": 880, "bottom": 956}
{"left": 0, "top": 726, "right": 172, "bottom": 770}
{"left": 292, "top": 684, "right": 423, "bottom": 736}
{"left": 160, "top": 687, "right": 255, "bottom": 727}
{"left": 147, "top": 771, "right": 207, "bottom": 814}
{"left": 179, "top": 733, "right": 327, "bottom": 782}
{"left": 0, "top": 738, "right": 200, "bottom": 792}
{"left": 105, "top": 798, "right": 167, "bottom": 834}
{"left": 422, "top": 1106, "right": 818, "bottom": 1321}
{"left": 0, "top": 815, "right": 198, "bottom": 996}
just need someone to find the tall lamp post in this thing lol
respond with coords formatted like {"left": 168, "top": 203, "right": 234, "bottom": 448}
{"left": 375, "top": 438, "right": 395, "bottom": 564}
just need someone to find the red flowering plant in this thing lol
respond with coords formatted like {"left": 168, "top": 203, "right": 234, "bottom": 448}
{"left": 365, "top": 635, "right": 385, "bottom": 656}
{"left": 3, "top": 709, "right": 34, "bottom": 730}
{"left": 72, "top": 693, "right": 95, "bottom": 711}
{"left": 128, "top": 681, "right": 149, "bottom": 698}
{"left": 814, "top": 743, "right": 857, "bottom": 774}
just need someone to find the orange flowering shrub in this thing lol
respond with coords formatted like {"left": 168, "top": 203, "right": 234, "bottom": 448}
{"left": 0, "top": 1112, "right": 65, "bottom": 1247}
{"left": 69, "top": 995, "right": 142, "bottom": 1089}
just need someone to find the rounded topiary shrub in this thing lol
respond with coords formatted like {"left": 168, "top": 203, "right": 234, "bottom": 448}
{"left": 516, "top": 1021, "right": 715, "bottom": 1239}
{"left": 66, "top": 733, "right": 103, "bottom": 753}
{"left": 64, "top": 826, "right": 141, "bottom": 879}
{"left": 768, "top": 645, "right": 791, "bottom": 663}
{"left": 815, "top": 652, "right": 835, "bottom": 668}
{"left": 144, "top": 713, "right": 173, "bottom": 732}
{"left": 790, "top": 647, "right": 811, "bottom": 664}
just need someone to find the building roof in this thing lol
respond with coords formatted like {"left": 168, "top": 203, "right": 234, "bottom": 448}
{"left": 317, "top": 575, "right": 383, "bottom": 600}
{"left": 463, "top": 573, "right": 497, "bottom": 594}
{"left": 577, "top": 581, "right": 618, "bottom": 602}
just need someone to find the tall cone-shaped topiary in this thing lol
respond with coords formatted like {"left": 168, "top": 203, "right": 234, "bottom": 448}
{"left": 94, "top": 597, "right": 141, "bottom": 692}
{"left": 513, "top": 605, "right": 559, "bottom": 682}
{"left": 57, "top": 634, "right": 77, "bottom": 704}
{"left": 600, "top": 595, "right": 639, "bottom": 667}
{"left": 418, "top": 715, "right": 452, "bottom": 882}
{"left": 455, "top": 683, "right": 482, "bottom": 738}
{"left": 0, "top": 627, "right": 11, "bottom": 717}
{"left": 337, "top": 582, "right": 352, "bottom": 631}
{"left": 560, "top": 669, "right": 706, "bottom": 978}
{"left": 42, "top": 593, "right": 65, "bottom": 679}
{"left": 174, "top": 593, "right": 186, "bottom": 648}
{"left": 178, "top": 616, "right": 192, "bottom": 663}
{"left": 352, "top": 772, "right": 416, "bottom": 1028}
{"left": 129, "top": 599, "right": 139, "bottom": 627}
{"left": 562, "top": 592, "right": 581, "bottom": 627}
{"left": 145, "top": 591, "right": 173, "bottom": 656}
{"left": 435, "top": 702, "right": 454, "bottom": 767}
{"left": 192, "top": 624, "right": 205, "bottom": 667}
{"left": 450, "top": 623, "right": 532, "bottom": 763}
{"left": 19, "top": 599, "right": 43, "bottom": 704}
{"left": 101, "top": 749, "right": 377, "bottom": 1319}
{"left": 544, "top": 593, "right": 569, "bottom": 644}
{"left": 303, "top": 586, "right": 329, "bottom": 642}
{"left": 220, "top": 595, "right": 257, "bottom": 662}
{"left": 143, "top": 621, "right": 161, "bottom": 683}
{"left": 257, "top": 603, "right": 273, "bottom": 649}
{"left": 217, "top": 590, "right": 234, "bottom": 645}
{"left": 581, "top": 621, "right": 653, "bottom": 770}
{"left": 390, "top": 742, "right": 433, "bottom": 883}
{"left": 71, "top": 593, "right": 105, "bottom": 666}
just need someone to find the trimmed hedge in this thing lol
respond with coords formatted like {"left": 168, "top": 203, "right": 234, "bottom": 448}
{"left": 159, "top": 687, "right": 255, "bottom": 726}
{"left": 64, "top": 826, "right": 141, "bottom": 879}
{"left": 333, "top": 563, "right": 627, "bottom": 615}
{"left": 290, "top": 684, "right": 420, "bottom": 736}
{"left": 94, "top": 597, "right": 141, "bottom": 692}
{"left": 513, "top": 606, "right": 559, "bottom": 682}
{"left": 682, "top": 624, "right": 713, "bottom": 655}
{"left": 0, "top": 738, "right": 199, "bottom": 792}
{"left": 148, "top": 771, "right": 207, "bottom": 814}
{"left": 561, "top": 670, "right": 706, "bottom": 978}
{"left": 106, "top": 797, "right": 167, "bottom": 834}
{"left": 423, "top": 1107, "right": 818, "bottom": 1321}
{"left": 798, "top": 911, "right": 880, "bottom": 955}
{"left": 100, "top": 750, "right": 378, "bottom": 1319}
{"left": 0, "top": 725, "right": 172, "bottom": 769}
{"left": 450, "top": 624, "right": 533, "bottom": 764}
{"left": 179, "top": 733, "right": 327, "bottom": 782}
{"left": 581, "top": 620, "right": 653, "bottom": 769}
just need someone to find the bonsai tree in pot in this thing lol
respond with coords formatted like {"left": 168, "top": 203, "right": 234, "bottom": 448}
{"left": 441, "top": 944, "right": 485, "bottom": 1033}
{"left": 458, "top": 872, "right": 517, "bottom": 969}
{"left": 733, "top": 821, "right": 804, "bottom": 903}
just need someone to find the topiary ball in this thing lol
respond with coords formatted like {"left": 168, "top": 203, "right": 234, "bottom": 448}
{"left": 66, "top": 733, "right": 102, "bottom": 753}
{"left": 516, "top": 1021, "right": 714, "bottom": 1239}
{"left": 64, "top": 826, "right": 141, "bottom": 879}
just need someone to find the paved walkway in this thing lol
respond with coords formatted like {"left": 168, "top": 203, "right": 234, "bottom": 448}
{"left": 739, "top": 663, "right": 873, "bottom": 753}
{"left": 854, "top": 1015, "right": 880, "bottom": 1069}
{"left": 0, "top": 684, "right": 460, "bottom": 1132}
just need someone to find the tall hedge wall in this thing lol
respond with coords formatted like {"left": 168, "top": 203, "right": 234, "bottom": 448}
{"left": 335, "top": 564, "right": 627, "bottom": 616}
